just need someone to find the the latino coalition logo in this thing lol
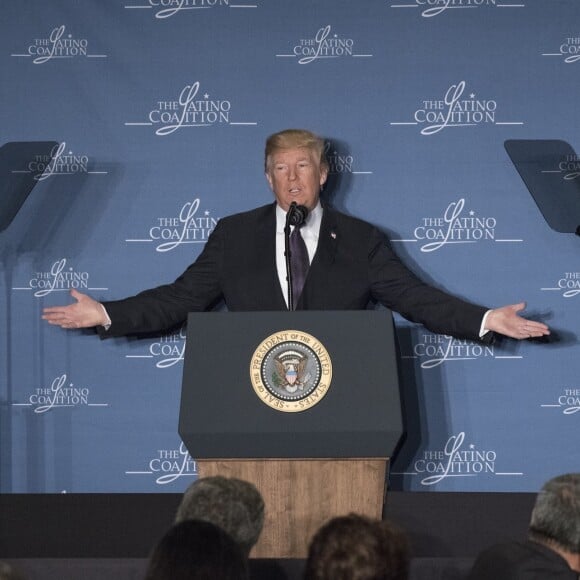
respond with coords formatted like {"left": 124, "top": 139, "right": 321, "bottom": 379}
{"left": 15, "top": 142, "right": 106, "bottom": 182}
{"left": 12, "top": 259, "right": 108, "bottom": 298}
{"left": 124, "top": 0, "right": 257, "bottom": 20}
{"left": 126, "top": 326, "right": 187, "bottom": 369}
{"left": 125, "top": 442, "right": 197, "bottom": 485}
{"left": 389, "top": 0, "right": 521, "bottom": 18}
{"left": 393, "top": 198, "right": 521, "bottom": 252}
{"left": 125, "top": 81, "right": 256, "bottom": 135}
{"left": 11, "top": 25, "right": 107, "bottom": 63}
{"left": 542, "top": 387, "right": 580, "bottom": 415}
{"left": 404, "top": 333, "right": 499, "bottom": 369}
{"left": 541, "top": 272, "right": 580, "bottom": 298}
{"left": 125, "top": 199, "right": 218, "bottom": 252}
{"left": 324, "top": 141, "right": 372, "bottom": 176}
{"left": 13, "top": 374, "right": 108, "bottom": 414}
{"left": 542, "top": 154, "right": 580, "bottom": 181}
{"left": 394, "top": 432, "right": 521, "bottom": 486}
{"left": 277, "top": 25, "right": 372, "bottom": 64}
{"left": 390, "top": 81, "right": 522, "bottom": 135}
{"left": 542, "top": 35, "right": 580, "bottom": 64}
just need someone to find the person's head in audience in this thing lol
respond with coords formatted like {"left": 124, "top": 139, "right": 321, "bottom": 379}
{"left": 304, "top": 513, "right": 409, "bottom": 580}
{"left": 144, "top": 519, "right": 249, "bottom": 580}
{"left": 528, "top": 473, "right": 580, "bottom": 571}
{"left": 175, "top": 475, "right": 265, "bottom": 556}
{"left": 0, "top": 562, "right": 26, "bottom": 580}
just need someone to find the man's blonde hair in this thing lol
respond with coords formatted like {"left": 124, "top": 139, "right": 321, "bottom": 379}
{"left": 264, "top": 129, "right": 328, "bottom": 172}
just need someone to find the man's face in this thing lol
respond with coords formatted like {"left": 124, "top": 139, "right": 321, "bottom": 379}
{"left": 265, "top": 147, "right": 328, "bottom": 212}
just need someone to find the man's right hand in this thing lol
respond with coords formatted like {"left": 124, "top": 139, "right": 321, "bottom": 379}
{"left": 42, "top": 289, "right": 109, "bottom": 329}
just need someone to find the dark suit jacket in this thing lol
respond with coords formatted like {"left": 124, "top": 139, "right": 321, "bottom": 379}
{"left": 101, "top": 203, "right": 488, "bottom": 339}
{"left": 467, "top": 540, "right": 578, "bottom": 580}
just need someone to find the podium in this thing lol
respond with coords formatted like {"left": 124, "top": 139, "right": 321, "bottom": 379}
{"left": 179, "top": 310, "right": 403, "bottom": 558}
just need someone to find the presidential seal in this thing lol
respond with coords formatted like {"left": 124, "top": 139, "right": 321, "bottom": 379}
{"left": 250, "top": 330, "right": 332, "bottom": 412}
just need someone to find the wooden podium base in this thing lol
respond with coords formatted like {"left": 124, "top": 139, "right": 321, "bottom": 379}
{"left": 197, "top": 458, "right": 388, "bottom": 559}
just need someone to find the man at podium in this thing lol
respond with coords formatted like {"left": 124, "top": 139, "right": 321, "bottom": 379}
{"left": 42, "top": 129, "right": 549, "bottom": 343}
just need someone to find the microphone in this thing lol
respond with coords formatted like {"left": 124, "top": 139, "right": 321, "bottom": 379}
{"left": 286, "top": 202, "right": 309, "bottom": 227}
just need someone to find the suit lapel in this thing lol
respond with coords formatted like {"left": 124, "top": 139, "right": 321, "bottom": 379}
{"left": 297, "top": 207, "right": 338, "bottom": 309}
{"left": 257, "top": 203, "right": 287, "bottom": 309}
{"left": 312, "top": 207, "right": 339, "bottom": 269}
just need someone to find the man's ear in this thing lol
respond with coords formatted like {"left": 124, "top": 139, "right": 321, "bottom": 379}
{"left": 265, "top": 171, "right": 273, "bottom": 190}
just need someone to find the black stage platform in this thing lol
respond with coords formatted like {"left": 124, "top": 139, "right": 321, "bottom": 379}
{"left": 1, "top": 491, "right": 535, "bottom": 579}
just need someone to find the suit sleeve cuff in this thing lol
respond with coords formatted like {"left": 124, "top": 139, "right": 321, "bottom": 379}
{"left": 100, "top": 303, "right": 112, "bottom": 330}
{"left": 479, "top": 309, "right": 492, "bottom": 338}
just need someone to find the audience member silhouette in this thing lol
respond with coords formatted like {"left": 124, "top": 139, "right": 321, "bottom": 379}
{"left": 0, "top": 562, "right": 26, "bottom": 580}
{"left": 175, "top": 476, "right": 265, "bottom": 556}
{"left": 304, "top": 513, "right": 409, "bottom": 580}
{"left": 468, "top": 473, "right": 580, "bottom": 579}
{"left": 144, "top": 519, "right": 249, "bottom": 580}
